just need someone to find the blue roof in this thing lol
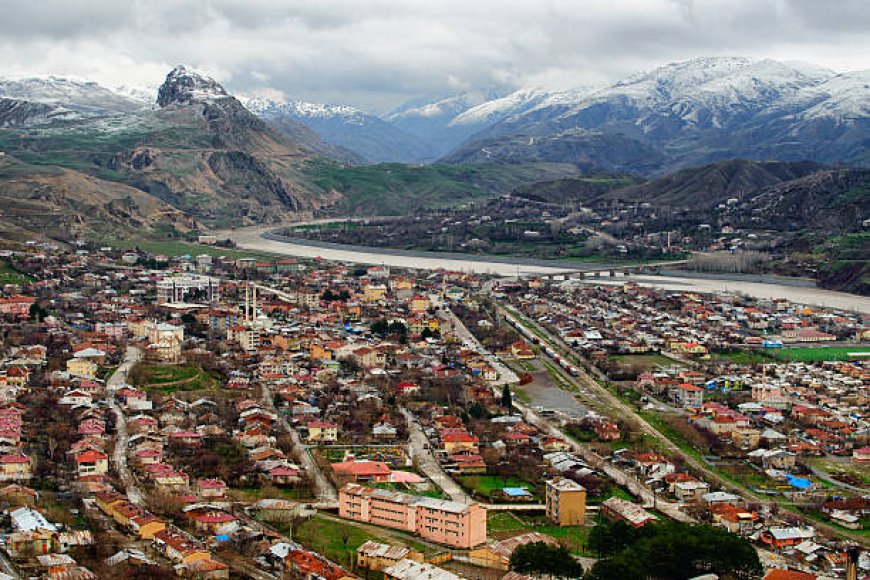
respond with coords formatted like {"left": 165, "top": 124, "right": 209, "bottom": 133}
{"left": 502, "top": 487, "right": 532, "bottom": 497}
{"left": 786, "top": 474, "right": 811, "bottom": 489}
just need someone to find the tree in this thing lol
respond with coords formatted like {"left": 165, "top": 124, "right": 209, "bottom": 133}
{"left": 586, "top": 521, "right": 763, "bottom": 580}
{"left": 510, "top": 541, "right": 584, "bottom": 578}
{"left": 500, "top": 385, "right": 513, "bottom": 410}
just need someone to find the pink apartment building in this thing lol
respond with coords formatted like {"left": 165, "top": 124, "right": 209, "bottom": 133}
{"left": 339, "top": 483, "right": 486, "bottom": 549}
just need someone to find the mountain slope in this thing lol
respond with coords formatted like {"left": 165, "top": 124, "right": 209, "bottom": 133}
{"left": 444, "top": 57, "right": 869, "bottom": 174}
{"left": 0, "top": 76, "right": 148, "bottom": 115}
{"left": 513, "top": 159, "right": 830, "bottom": 209}
{"left": 0, "top": 153, "right": 195, "bottom": 241}
{"left": 0, "top": 66, "right": 338, "bottom": 229}
{"left": 247, "top": 98, "right": 432, "bottom": 163}
{"left": 256, "top": 112, "right": 364, "bottom": 164}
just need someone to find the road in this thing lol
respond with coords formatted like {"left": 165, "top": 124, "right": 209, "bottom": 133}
{"left": 434, "top": 299, "right": 519, "bottom": 386}
{"left": 107, "top": 346, "right": 144, "bottom": 505}
{"left": 400, "top": 407, "right": 471, "bottom": 504}
{"left": 259, "top": 382, "right": 338, "bottom": 505}
{"left": 446, "top": 304, "right": 691, "bottom": 521}
{"left": 514, "top": 399, "right": 693, "bottom": 523}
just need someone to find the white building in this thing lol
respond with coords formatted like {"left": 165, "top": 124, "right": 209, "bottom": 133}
{"left": 156, "top": 275, "right": 220, "bottom": 304}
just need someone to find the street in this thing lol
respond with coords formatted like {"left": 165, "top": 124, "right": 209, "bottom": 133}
{"left": 400, "top": 407, "right": 471, "bottom": 504}
{"left": 259, "top": 382, "right": 338, "bottom": 505}
{"left": 106, "top": 346, "right": 144, "bottom": 505}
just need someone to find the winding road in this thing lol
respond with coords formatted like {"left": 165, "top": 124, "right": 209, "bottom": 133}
{"left": 107, "top": 346, "right": 144, "bottom": 505}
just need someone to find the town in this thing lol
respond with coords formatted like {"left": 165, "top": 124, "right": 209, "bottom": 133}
{"left": 0, "top": 240, "right": 865, "bottom": 580}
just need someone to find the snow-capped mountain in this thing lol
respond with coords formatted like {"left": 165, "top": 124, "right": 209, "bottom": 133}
{"left": 156, "top": 65, "right": 231, "bottom": 107}
{"left": 443, "top": 57, "right": 869, "bottom": 174}
{"left": 245, "top": 95, "right": 434, "bottom": 163}
{"left": 385, "top": 88, "right": 508, "bottom": 156}
{"left": 449, "top": 88, "right": 556, "bottom": 127}
{"left": 0, "top": 75, "right": 148, "bottom": 117}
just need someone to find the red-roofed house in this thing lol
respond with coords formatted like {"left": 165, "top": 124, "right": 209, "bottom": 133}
{"left": 75, "top": 450, "right": 108, "bottom": 478}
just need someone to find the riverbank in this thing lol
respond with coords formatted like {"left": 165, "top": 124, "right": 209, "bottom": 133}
{"left": 217, "top": 224, "right": 870, "bottom": 314}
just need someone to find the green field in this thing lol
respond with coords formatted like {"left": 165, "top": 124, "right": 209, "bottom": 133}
{"left": 458, "top": 475, "right": 538, "bottom": 500}
{"left": 293, "top": 515, "right": 432, "bottom": 568}
{"left": 486, "top": 512, "right": 594, "bottom": 555}
{"left": 129, "top": 363, "right": 220, "bottom": 393}
{"left": 301, "top": 159, "right": 581, "bottom": 215}
{"left": 709, "top": 349, "right": 772, "bottom": 365}
{"left": 771, "top": 346, "right": 870, "bottom": 362}
{"left": 610, "top": 354, "right": 677, "bottom": 370}
{"left": 0, "top": 260, "right": 34, "bottom": 285}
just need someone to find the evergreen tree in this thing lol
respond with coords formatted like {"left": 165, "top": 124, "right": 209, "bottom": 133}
{"left": 500, "top": 385, "right": 513, "bottom": 410}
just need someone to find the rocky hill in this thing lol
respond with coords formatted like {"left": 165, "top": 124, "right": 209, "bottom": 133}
{"left": 0, "top": 66, "right": 341, "bottom": 236}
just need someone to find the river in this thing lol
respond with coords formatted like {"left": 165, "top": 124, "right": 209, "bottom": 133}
{"left": 218, "top": 224, "right": 870, "bottom": 314}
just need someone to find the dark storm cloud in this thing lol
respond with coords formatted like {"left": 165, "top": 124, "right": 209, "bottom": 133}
{"left": 0, "top": 0, "right": 866, "bottom": 112}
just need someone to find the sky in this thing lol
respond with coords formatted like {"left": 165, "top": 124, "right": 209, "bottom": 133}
{"left": 1, "top": 0, "right": 868, "bottom": 113}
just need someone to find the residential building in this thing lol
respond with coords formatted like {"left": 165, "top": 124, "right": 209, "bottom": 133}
{"left": 384, "top": 559, "right": 462, "bottom": 580}
{"left": 356, "top": 541, "right": 423, "bottom": 573}
{"left": 545, "top": 478, "right": 586, "bottom": 526}
{"left": 469, "top": 532, "right": 557, "bottom": 570}
{"left": 601, "top": 497, "right": 657, "bottom": 528}
{"left": 339, "top": 483, "right": 487, "bottom": 549}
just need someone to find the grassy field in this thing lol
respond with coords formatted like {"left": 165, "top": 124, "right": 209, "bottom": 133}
{"left": 512, "top": 387, "right": 532, "bottom": 405}
{"left": 709, "top": 349, "right": 773, "bottom": 365}
{"left": 486, "top": 512, "right": 594, "bottom": 555}
{"left": 129, "top": 363, "right": 220, "bottom": 394}
{"left": 229, "top": 486, "right": 315, "bottom": 502}
{"left": 770, "top": 346, "right": 870, "bottom": 362}
{"left": 0, "top": 260, "right": 33, "bottom": 285}
{"left": 610, "top": 354, "right": 677, "bottom": 370}
{"left": 458, "top": 475, "right": 538, "bottom": 500}
{"left": 293, "top": 515, "right": 432, "bottom": 568}
{"left": 302, "top": 159, "right": 580, "bottom": 215}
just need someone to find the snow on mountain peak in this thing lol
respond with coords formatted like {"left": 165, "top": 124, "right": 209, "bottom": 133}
{"left": 242, "top": 94, "right": 369, "bottom": 125}
{"left": 156, "top": 65, "right": 229, "bottom": 107}
{"left": 0, "top": 75, "right": 149, "bottom": 115}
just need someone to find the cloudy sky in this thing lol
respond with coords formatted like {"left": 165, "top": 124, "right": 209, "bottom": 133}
{"left": 1, "top": 0, "right": 868, "bottom": 113}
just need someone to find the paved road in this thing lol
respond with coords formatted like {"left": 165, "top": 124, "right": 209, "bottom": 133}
{"left": 260, "top": 383, "right": 337, "bottom": 505}
{"left": 435, "top": 299, "right": 518, "bottom": 386}
{"left": 514, "top": 399, "right": 694, "bottom": 523}
{"left": 400, "top": 407, "right": 471, "bottom": 504}
{"left": 107, "top": 346, "right": 144, "bottom": 505}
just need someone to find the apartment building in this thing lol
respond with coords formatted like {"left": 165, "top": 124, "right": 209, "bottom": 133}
{"left": 545, "top": 478, "right": 586, "bottom": 526}
{"left": 339, "top": 483, "right": 486, "bottom": 548}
